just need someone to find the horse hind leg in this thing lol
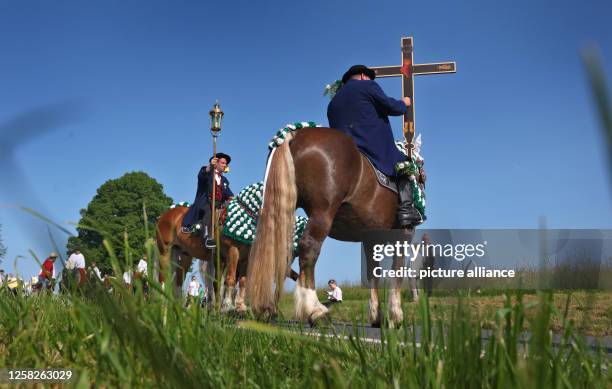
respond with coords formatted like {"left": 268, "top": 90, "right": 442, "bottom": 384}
{"left": 388, "top": 255, "right": 404, "bottom": 327}
{"left": 363, "top": 242, "right": 383, "bottom": 326}
{"left": 222, "top": 245, "right": 240, "bottom": 312}
{"left": 235, "top": 275, "right": 247, "bottom": 313}
{"left": 234, "top": 250, "right": 249, "bottom": 313}
{"left": 368, "top": 280, "right": 382, "bottom": 327}
{"left": 295, "top": 212, "right": 333, "bottom": 325}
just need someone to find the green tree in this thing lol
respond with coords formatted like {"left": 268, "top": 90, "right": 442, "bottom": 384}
{"left": 0, "top": 223, "right": 6, "bottom": 264}
{"left": 67, "top": 172, "right": 173, "bottom": 273}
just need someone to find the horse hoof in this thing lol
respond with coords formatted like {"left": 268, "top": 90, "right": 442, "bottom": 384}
{"left": 387, "top": 319, "right": 403, "bottom": 329}
{"left": 307, "top": 304, "right": 330, "bottom": 326}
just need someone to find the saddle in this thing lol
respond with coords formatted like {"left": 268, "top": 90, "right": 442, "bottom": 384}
{"left": 362, "top": 155, "right": 398, "bottom": 194}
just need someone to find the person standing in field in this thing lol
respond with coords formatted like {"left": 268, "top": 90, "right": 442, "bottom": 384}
{"left": 186, "top": 275, "right": 199, "bottom": 307}
{"left": 37, "top": 252, "right": 58, "bottom": 291}
{"left": 198, "top": 283, "right": 210, "bottom": 307}
{"left": 123, "top": 269, "right": 133, "bottom": 292}
{"left": 136, "top": 255, "right": 149, "bottom": 295}
{"left": 88, "top": 261, "right": 103, "bottom": 282}
{"left": 67, "top": 248, "right": 86, "bottom": 285}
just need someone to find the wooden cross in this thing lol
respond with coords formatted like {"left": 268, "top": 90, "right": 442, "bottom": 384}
{"left": 371, "top": 37, "right": 456, "bottom": 157}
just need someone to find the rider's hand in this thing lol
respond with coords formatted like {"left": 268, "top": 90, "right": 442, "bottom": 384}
{"left": 206, "top": 157, "right": 218, "bottom": 172}
{"left": 403, "top": 97, "right": 411, "bottom": 107}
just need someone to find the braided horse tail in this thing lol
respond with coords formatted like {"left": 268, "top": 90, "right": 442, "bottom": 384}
{"left": 246, "top": 133, "right": 297, "bottom": 318}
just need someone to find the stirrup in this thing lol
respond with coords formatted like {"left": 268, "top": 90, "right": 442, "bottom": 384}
{"left": 181, "top": 226, "right": 192, "bottom": 234}
{"left": 205, "top": 238, "right": 216, "bottom": 249}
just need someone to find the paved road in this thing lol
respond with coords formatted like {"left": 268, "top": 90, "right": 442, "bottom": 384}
{"left": 275, "top": 320, "right": 612, "bottom": 354}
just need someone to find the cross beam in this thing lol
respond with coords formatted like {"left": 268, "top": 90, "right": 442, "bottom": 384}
{"left": 371, "top": 37, "right": 456, "bottom": 156}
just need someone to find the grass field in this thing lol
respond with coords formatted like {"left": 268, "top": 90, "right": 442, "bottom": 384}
{"left": 1, "top": 281, "right": 610, "bottom": 388}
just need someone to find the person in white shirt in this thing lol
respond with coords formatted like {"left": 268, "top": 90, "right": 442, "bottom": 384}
{"left": 89, "top": 261, "right": 103, "bottom": 282}
{"left": 324, "top": 279, "right": 343, "bottom": 307}
{"left": 186, "top": 276, "right": 200, "bottom": 307}
{"left": 123, "top": 269, "right": 132, "bottom": 290}
{"left": 66, "top": 249, "right": 85, "bottom": 269}
{"left": 136, "top": 256, "right": 149, "bottom": 295}
{"left": 137, "top": 256, "right": 148, "bottom": 277}
{"left": 67, "top": 249, "right": 86, "bottom": 284}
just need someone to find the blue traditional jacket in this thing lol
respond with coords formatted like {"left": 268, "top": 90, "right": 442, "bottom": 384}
{"left": 193, "top": 166, "right": 233, "bottom": 207}
{"left": 327, "top": 79, "right": 407, "bottom": 176}
{"left": 182, "top": 166, "right": 234, "bottom": 227}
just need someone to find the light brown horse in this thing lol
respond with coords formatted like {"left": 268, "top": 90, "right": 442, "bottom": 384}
{"left": 156, "top": 205, "right": 299, "bottom": 311}
{"left": 156, "top": 206, "right": 251, "bottom": 310}
{"left": 246, "top": 127, "right": 413, "bottom": 326}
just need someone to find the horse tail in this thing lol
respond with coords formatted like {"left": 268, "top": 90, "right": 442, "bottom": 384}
{"left": 247, "top": 134, "right": 297, "bottom": 317}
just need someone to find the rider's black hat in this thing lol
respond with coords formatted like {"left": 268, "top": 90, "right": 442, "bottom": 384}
{"left": 342, "top": 65, "right": 376, "bottom": 84}
{"left": 210, "top": 153, "right": 231, "bottom": 164}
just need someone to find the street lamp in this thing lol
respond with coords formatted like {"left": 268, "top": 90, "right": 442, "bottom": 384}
{"left": 209, "top": 100, "right": 224, "bottom": 134}
{"left": 208, "top": 100, "right": 224, "bottom": 309}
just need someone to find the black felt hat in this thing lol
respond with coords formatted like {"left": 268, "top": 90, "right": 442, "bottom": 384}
{"left": 342, "top": 65, "right": 376, "bottom": 84}
{"left": 209, "top": 153, "right": 231, "bottom": 164}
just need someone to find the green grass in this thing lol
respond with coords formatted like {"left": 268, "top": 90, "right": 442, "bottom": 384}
{"left": 0, "top": 282, "right": 610, "bottom": 388}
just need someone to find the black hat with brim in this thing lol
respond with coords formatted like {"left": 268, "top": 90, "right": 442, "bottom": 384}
{"left": 210, "top": 153, "right": 231, "bottom": 164}
{"left": 342, "top": 65, "right": 376, "bottom": 84}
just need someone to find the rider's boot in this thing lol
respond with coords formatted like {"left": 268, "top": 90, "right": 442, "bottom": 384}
{"left": 397, "top": 176, "right": 424, "bottom": 228}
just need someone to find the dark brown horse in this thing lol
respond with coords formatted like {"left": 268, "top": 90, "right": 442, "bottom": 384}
{"left": 156, "top": 205, "right": 299, "bottom": 311}
{"left": 246, "top": 127, "right": 413, "bottom": 326}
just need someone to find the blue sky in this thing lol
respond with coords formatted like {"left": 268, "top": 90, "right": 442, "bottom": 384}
{"left": 1, "top": 0, "right": 611, "bottom": 286}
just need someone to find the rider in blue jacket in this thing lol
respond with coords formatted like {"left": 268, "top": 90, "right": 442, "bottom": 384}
{"left": 182, "top": 153, "right": 234, "bottom": 248}
{"left": 328, "top": 65, "right": 422, "bottom": 227}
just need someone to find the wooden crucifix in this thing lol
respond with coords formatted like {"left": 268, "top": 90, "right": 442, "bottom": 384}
{"left": 371, "top": 36, "right": 456, "bottom": 157}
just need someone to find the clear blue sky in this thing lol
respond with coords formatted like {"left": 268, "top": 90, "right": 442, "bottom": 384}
{"left": 1, "top": 0, "right": 611, "bottom": 286}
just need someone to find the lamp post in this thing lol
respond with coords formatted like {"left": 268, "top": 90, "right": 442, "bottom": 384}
{"left": 209, "top": 100, "right": 224, "bottom": 234}
{"left": 209, "top": 101, "right": 224, "bottom": 309}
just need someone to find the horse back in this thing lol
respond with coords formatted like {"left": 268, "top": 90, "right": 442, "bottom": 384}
{"left": 290, "top": 127, "right": 397, "bottom": 240}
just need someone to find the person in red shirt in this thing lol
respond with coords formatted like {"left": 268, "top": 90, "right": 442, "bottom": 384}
{"left": 37, "top": 252, "right": 58, "bottom": 291}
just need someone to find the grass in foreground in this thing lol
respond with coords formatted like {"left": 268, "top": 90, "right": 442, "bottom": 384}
{"left": 0, "top": 282, "right": 610, "bottom": 388}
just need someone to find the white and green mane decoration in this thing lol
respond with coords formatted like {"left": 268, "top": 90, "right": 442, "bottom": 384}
{"left": 268, "top": 121, "right": 321, "bottom": 150}
{"left": 223, "top": 181, "right": 308, "bottom": 250}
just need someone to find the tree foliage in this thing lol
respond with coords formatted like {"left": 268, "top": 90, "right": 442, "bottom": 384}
{"left": 67, "top": 172, "right": 172, "bottom": 273}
